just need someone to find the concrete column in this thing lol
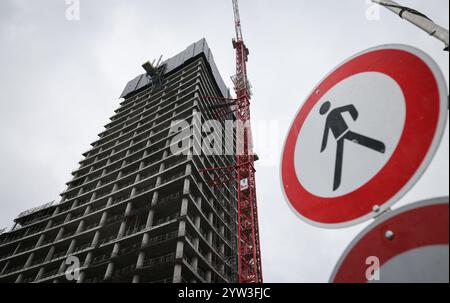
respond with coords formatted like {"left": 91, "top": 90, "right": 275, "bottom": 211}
{"left": 130, "top": 187, "right": 137, "bottom": 197}
{"left": 139, "top": 161, "right": 146, "bottom": 171}
{"left": 175, "top": 240, "right": 184, "bottom": 259}
{"left": 159, "top": 162, "right": 166, "bottom": 173}
{"left": 45, "top": 220, "right": 53, "bottom": 230}
{"left": 134, "top": 173, "right": 141, "bottom": 183}
{"left": 13, "top": 242, "right": 21, "bottom": 254}
{"left": 77, "top": 271, "right": 85, "bottom": 284}
{"left": 196, "top": 197, "right": 202, "bottom": 209}
{"left": 117, "top": 221, "right": 127, "bottom": 239}
{"left": 124, "top": 201, "right": 133, "bottom": 217}
{"left": 162, "top": 150, "right": 169, "bottom": 160}
{"left": 111, "top": 243, "right": 120, "bottom": 258}
{"left": 15, "top": 273, "right": 24, "bottom": 283}
{"left": 155, "top": 176, "right": 162, "bottom": 187}
{"left": 67, "top": 239, "right": 77, "bottom": 255}
{"left": 173, "top": 264, "right": 182, "bottom": 283}
{"left": 1, "top": 261, "right": 10, "bottom": 275}
{"left": 192, "top": 257, "right": 198, "bottom": 271}
{"left": 104, "top": 262, "right": 114, "bottom": 280}
{"left": 185, "top": 163, "right": 192, "bottom": 176}
{"left": 208, "top": 212, "right": 214, "bottom": 224}
{"left": 151, "top": 191, "right": 159, "bottom": 207}
{"left": 207, "top": 252, "right": 212, "bottom": 264}
{"left": 145, "top": 209, "right": 155, "bottom": 228}
{"left": 35, "top": 267, "right": 44, "bottom": 281}
{"left": 45, "top": 246, "right": 55, "bottom": 262}
{"left": 193, "top": 238, "right": 200, "bottom": 251}
{"left": 182, "top": 179, "right": 190, "bottom": 195}
{"left": 136, "top": 252, "right": 145, "bottom": 269}
{"left": 106, "top": 197, "right": 114, "bottom": 207}
{"left": 91, "top": 231, "right": 101, "bottom": 247}
{"left": 195, "top": 216, "right": 201, "bottom": 230}
{"left": 180, "top": 198, "right": 188, "bottom": 217}
{"left": 57, "top": 260, "right": 66, "bottom": 274}
{"left": 206, "top": 271, "right": 212, "bottom": 283}
{"left": 99, "top": 212, "right": 108, "bottom": 226}
{"left": 53, "top": 206, "right": 61, "bottom": 216}
{"left": 141, "top": 233, "right": 150, "bottom": 248}
{"left": 25, "top": 253, "right": 35, "bottom": 268}
{"left": 84, "top": 205, "right": 91, "bottom": 216}
{"left": 76, "top": 220, "right": 85, "bottom": 234}
{"left": 84, "top": 252, "right": 93, "bottom": 267}
{"left": 64, "top": 213, "right": 72, "bottom": 223}
{"left": 178, "top": 220, "right": 186, "bottom": 237}
{"left": 132, "top": 274, "right": 140, "bottom": 283}
{"left": 95, "top": 179, "right": 102, "bottom": 190}
{"left": 207, "top": 231, "right": 213, "bottom": 245}
{"left": 112, "top": 184, "right": 119, "bottom": 193}
{"left": 55, "top": 227, "right": 65, "bottom": 241}
{"left": 164, "top": 137, "right": 170, "bottom": 148}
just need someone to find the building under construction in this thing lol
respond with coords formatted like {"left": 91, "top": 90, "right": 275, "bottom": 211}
{"left": 0, "top": 39, "right": 240, "bottom": 283}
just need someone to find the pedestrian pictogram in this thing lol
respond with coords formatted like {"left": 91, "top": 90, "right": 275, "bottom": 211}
{"left": 281, "top": 45, "right": 448, "bottom": 228}
{"left": 319, "top": 101, "right": 386, "bottom": 191}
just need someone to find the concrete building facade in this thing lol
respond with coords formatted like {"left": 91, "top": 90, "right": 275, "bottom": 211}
{"left": 0, "top": 39, "right": 238, "bottom": 283}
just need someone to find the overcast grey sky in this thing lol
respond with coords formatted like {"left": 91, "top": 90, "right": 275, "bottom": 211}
{"left": 0, "top": 0, "right": 448, "bottom": 282}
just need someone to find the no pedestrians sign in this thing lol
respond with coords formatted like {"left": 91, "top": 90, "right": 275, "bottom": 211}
{"left": 281, "top": 45, "right": 448, "bottom": 228}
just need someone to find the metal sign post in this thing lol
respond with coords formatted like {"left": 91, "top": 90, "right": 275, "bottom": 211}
{"left": 371, "top": 0, "right": 449, "bottom": 50}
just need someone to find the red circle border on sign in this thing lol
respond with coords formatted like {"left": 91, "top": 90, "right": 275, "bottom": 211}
{"left": 281, "top": 47, "right": 441, "bottom": 226}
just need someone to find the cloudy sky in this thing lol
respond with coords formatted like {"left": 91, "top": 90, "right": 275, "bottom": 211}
{"left": 0, "top": 0, "right": 448, "bottom": 282}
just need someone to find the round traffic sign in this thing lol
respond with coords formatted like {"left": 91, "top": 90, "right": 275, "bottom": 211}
{"left": 330, "top": 197, "right": 449, "bottom": 283}
{"left": 281, "top": 45, "right": 448, "bottom": 228}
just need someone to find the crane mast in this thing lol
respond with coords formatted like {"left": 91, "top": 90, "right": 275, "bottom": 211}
{"left": 199, "top": 0, "right": 263, "bottom": 283}
{"left": 231, "top": 0, "right": 263, "bottom": 283}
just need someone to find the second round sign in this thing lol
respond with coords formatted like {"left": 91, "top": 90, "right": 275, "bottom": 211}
{"left": 281, "top": 44, "right": 448, "bottom": 228}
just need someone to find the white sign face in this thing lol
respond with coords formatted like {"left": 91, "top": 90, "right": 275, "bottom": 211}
{"left": 295, "top": 72, "right": 406, "bottom": 197}
{"left": 369, "top": 245, "right": 449, "bottom": 283}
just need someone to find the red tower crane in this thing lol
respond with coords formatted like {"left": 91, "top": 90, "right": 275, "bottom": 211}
{"left": 230, "top": 0, "right": 263, "bottom": 284}
{"left": 201, "top": 0, "right": 263, "bottom": 283}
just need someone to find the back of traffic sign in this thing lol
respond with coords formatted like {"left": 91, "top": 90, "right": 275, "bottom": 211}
{"left": 330, "top": 197, "right": 449, "bottom": 283}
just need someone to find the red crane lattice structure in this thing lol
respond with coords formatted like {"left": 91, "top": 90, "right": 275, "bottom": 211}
{"left": 201, "top": 0, "right": 263, "bottom": 283}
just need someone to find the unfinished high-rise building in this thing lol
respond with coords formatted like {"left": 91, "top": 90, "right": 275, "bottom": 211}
{"left": 0, "top": 39, "right": 238, "bottom": 283}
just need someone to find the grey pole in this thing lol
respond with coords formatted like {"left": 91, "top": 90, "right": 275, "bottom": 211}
{"left": 371, "top": 0, "right": 449, "bottom": 50}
